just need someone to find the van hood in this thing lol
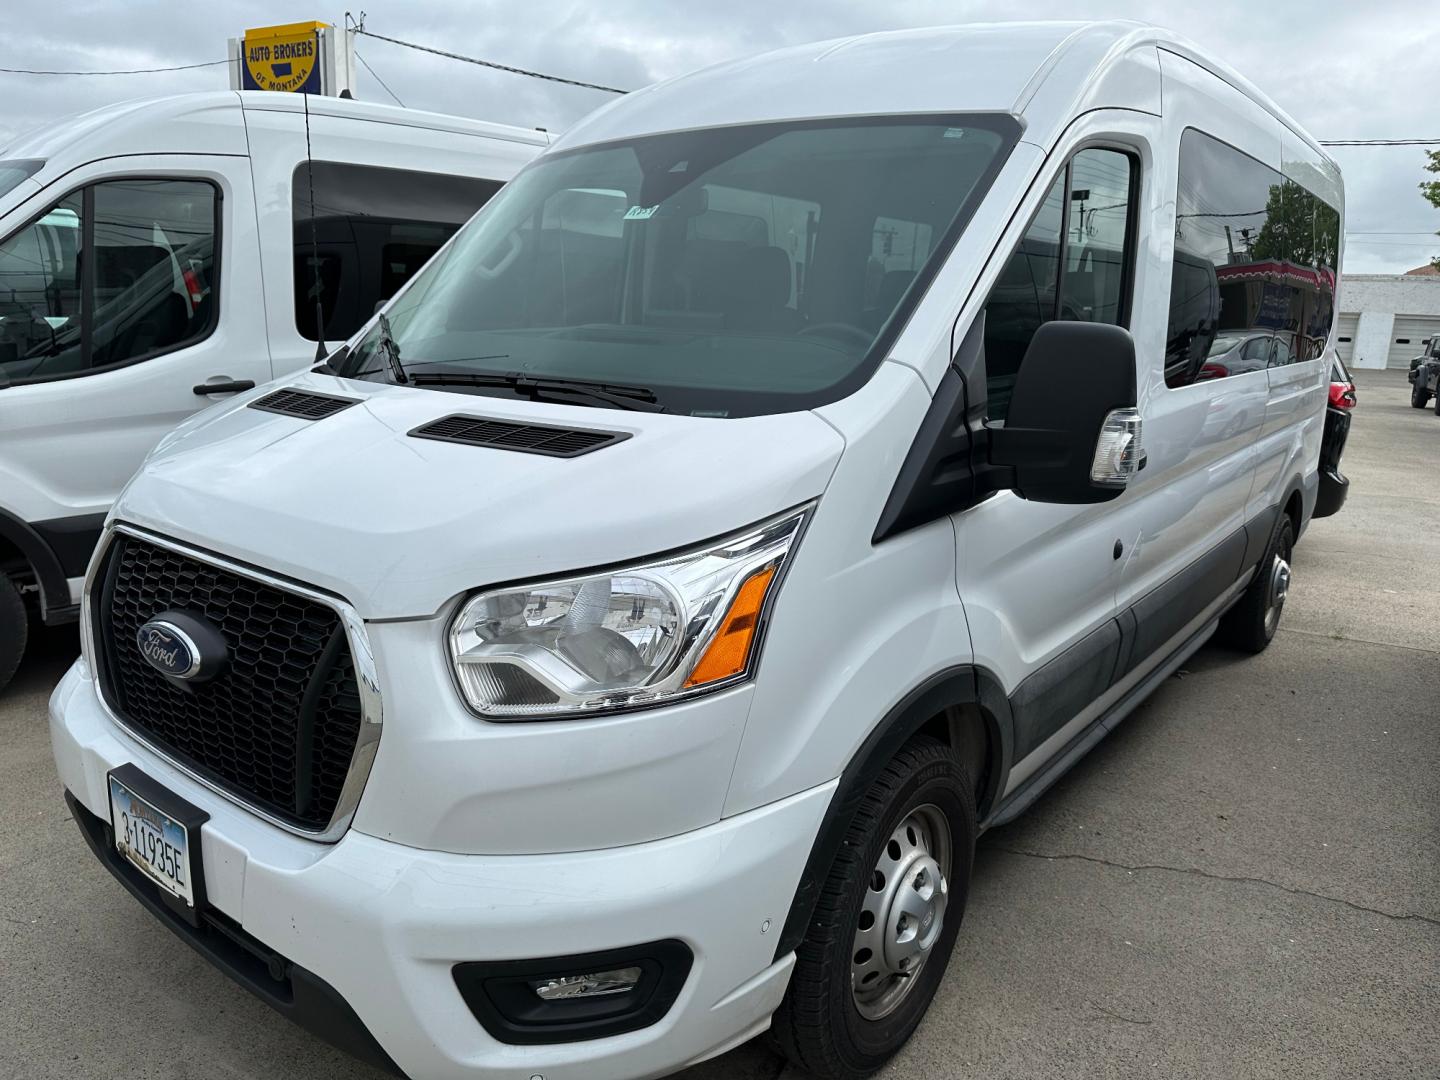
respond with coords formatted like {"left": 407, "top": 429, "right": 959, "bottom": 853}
{"left": 114, "top": 373, "right": 845, "bottom": 619}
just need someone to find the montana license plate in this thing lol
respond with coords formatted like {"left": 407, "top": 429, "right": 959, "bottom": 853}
{"left": 109, "top": 773, "right": 196, "bottom": 907}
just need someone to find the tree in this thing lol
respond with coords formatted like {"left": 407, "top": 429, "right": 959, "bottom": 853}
{"left": 1250, "top": 180, "right": 1339, "bottom": 269}
{"left": 1423, "top": 150, "right": 1440, "bottom": 271}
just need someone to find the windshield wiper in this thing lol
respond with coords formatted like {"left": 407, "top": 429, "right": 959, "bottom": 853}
{"left": 376, "top": 313, "right": 408, "bottom": 385}
{"left": 406, "top": 370, "right": 667, "bottom": 413}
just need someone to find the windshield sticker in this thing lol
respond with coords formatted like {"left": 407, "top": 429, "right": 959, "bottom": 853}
{"left": 623, "top": 205, "right": 660, "bottom": 220}
{"left": 943, "top": 128, "right": 968, "bottom": 139}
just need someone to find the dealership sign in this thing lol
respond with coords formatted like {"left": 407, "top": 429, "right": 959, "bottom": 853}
{"left": 228, "top": 21, "right": 356, "bottom": 97}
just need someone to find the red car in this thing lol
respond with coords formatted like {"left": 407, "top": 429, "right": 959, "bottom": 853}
{"left": 1315, "top": 351, "right": 1355, "bottom": 518}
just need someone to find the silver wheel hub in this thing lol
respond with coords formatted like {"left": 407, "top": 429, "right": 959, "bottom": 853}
{"left": 1265, "top": 553, "right": 1292, "bottom": 634}
{"left": 1270, "top": 557, "right": 1291, "bottom": 606}
{"left": 851, "top": 805, "right": 951, "bottom": 1020}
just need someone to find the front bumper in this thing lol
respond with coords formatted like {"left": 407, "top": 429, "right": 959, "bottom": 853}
{"left": 51, "top": 661, "right": 832, "bottom": 1080}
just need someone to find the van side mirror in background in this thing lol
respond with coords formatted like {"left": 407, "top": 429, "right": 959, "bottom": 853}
{"left": 989, "top": 321, "right": 1142, "bottom": 504}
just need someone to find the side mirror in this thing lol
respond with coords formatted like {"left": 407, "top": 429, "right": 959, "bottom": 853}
{"left": 989, "top": 321, "right": 1142, "bottom": 504}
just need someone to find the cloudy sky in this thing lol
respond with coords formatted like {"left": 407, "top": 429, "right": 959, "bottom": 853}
{"left": 3, "top": 1, "right": 1437, "bottom": 272}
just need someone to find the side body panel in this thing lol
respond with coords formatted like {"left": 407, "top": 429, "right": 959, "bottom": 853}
{"left": 723, "top": 362, "right": 976, "bottom": 816}
{"left": 1111, "top": 53, "right": 1280, "bottom": 624}
{"left": 951, "top": 108, "right": 1162, "bottom": 779}
{"left": 1262, "top": 127, "right": 1345, "bottom": 530}
{"left": 0, "top": 154, "right": 269, "bottom": 533}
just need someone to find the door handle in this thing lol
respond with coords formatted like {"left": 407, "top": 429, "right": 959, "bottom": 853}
{"left": 193, "top": 379, "right": 255, "bottom": 396}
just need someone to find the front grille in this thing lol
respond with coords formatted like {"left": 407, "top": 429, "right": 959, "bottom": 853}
{"left": 93, "top": 532, "right": 366, "bottom": 832}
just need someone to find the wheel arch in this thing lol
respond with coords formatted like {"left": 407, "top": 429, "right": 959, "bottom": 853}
{"left": 0, "top": 506, "right": 70, "bottom": 619}
{"left": 1283, "top": 484, "right": 1303, "bottom": 537}
{"left": 773, "top": 664, "right": 1012, "bottom": 960}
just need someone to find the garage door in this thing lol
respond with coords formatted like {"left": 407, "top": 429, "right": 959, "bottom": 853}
{"left": 1388, "top": 315, "right": 1440, "bottom": 369}
{"left": 1335, "top": 313, "right": 1359, "bottom": 364}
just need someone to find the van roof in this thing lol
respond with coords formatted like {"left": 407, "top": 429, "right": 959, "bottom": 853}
{"left": 551, "top": 21, "right": 1333, "bottom": 166}
{"left": 1, "top": 90, "right": 549, "bottom": 165}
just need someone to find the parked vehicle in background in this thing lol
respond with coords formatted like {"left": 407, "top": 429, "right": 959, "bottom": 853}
{"left": 1408, "top": 336, "right": 1440, "bottom": 412}
{"left": 1199, "top": 330, "right": 1274, "bottom": 380}
{"left": 1315, "top": 350, "right": 1355, "bottom": 518}
{"left": 50, "top": 23, "right": 1342, "bottom": 1080}
{"left": 0, "top": 92, "right": 545, "bottom": 690}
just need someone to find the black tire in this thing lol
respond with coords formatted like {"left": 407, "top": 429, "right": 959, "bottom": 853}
{"left": 1433, "top": 387, "right": 1440, "bottom": 417}
{"left": 1219, "top": 513, "right": 1294, "bottom": 654}
{"left": 1411, "top": 382, "right": 1430, "bottom": 409}
{"left": 0, "top": 571, "right": 28, "bottom": 694}
{"left": 770, "top": 737, "right": 975, "bottom": 1079}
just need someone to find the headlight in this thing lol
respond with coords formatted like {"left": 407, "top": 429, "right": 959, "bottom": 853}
{"left": 448, "top": 506, "right": 810, "bottom": 719}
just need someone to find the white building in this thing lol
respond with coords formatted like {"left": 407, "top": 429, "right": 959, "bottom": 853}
{"left": 1336, "top": 269, "right": 1440, "bottom": 369}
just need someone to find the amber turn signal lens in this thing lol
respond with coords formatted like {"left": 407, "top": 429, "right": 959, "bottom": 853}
{"left": 684, "top": 566, "right": 776, "bottom": 687}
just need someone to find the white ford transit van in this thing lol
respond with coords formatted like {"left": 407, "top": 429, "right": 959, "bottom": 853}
{"left": 0, "top": 91, "right": 545, "bottom": 688}
{"left": 50, "top": 23, "right": 1341, "bottom": 1080}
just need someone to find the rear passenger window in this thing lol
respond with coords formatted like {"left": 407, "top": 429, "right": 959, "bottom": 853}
{"left": 0, "top": 179, "right": 218, "bottom": 384}
{"left": 983, "top": 147, "right": 1135, "bottom": 421}
{"left": 1165, "top": 129, "right": 1340, "bottom": 387}
{"left": 293, "top": 162, "right": 503, "bottom": 342}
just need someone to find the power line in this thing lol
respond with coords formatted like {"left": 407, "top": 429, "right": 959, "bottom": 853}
{"left": 0, "top": 58, "right": 233, "bottom": 76}
{"left": 354, "top": 50, "right": 404, "bottom": 107}
{"left": 345, "top": 12, "right": 629, "bottom": 95}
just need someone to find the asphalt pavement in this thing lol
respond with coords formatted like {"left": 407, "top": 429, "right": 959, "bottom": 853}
{"left": 1, "top": 368, "right": 1435, "bottom": 1080}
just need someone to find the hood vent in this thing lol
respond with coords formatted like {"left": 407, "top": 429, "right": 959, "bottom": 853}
{"left": 409, "top": 414, "right": 629, "bottom": 458}
{"left": 249, "top": 388, "right": 360, "bottom": 421}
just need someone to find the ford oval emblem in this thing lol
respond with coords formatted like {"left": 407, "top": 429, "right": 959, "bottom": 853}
{"left": 136, "top": 610, "right": 229, "bottom": 683}
{"left": 136, "top": 621, "right": 203, "bottom": 680}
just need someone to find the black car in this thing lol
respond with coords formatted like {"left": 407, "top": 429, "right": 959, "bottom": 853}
{"left": 1315, "top": 352, "right": 1356, "bottom": 518}
{"left": 1409, "top": 336, "right": 1440, "bottom": 413}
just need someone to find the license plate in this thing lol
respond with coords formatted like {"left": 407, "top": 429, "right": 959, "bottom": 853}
{"left": 109, "top": 773, "right": 195, "bottom": 907}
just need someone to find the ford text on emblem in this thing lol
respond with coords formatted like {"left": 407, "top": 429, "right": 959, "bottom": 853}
{"left": 137, "top": 621, "right": 202, "bottom": 679}
{"left": 134, "top": 609, "right": 229, "bottom": 683}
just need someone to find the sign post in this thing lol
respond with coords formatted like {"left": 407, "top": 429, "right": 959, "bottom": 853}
{"left": 227, "top": 21, "right": 356, "bottom": 97}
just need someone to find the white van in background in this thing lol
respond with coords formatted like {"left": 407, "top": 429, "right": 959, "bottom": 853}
{"left": 0, "top": 92, "right": 546, "bottom": 687}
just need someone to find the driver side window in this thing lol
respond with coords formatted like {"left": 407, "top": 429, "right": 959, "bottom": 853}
{"left": 981, "top": 147, "right": 1137, "bottom": 422}
{"left": 0, "top": 178, "right": 218, "bottom": 385}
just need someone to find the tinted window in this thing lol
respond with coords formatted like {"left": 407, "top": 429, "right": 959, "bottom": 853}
{"left": 0, "top": 179, "right": 217, "bottom": 384}
{"left": 90, "top": 180, "right": 217, "bottom": 370}
{"left": 293, "top": 161, "right": 502, "bottom": 342}
{"left": 0, "top": 193, "right": 83, "bottom": 380}
{"left": 1166, "top": 130, "right": 1340, "bottom": 387}
{"left": 982, "top": 174, "right": 1064, "bottom": 422}
{"left": 341, "top": 116, "right": 1019, "bottom": 418}
{"left": 1279, "top": 180, "right": 1340, "bottom": 363}
{"left": 983, "top": 147, "right": 1136, "bottom": 420}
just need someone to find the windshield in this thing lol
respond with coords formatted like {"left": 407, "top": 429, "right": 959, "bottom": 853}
{"left": 340, "top": 115, "right": 1018, "bottom": 416}
{"left": 0, "top": 160, "right": 43, "bottom": 202}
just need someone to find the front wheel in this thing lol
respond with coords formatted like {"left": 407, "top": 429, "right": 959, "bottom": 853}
{"left": 1415, "top": 380, "right": 1434, "bottom": 409}
{"left": 770, "top": 737, "right": 975, "bottom": 1079}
